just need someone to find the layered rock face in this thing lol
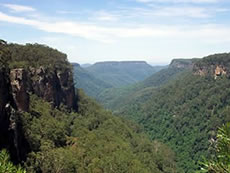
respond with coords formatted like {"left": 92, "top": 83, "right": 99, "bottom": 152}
{"left": 193, "top": 63, "right": 229, "bottom": 79}
{"left": 192, "top": 53, "right": 230, "bottom": 79}
{"left": 10, "top": 67, "right": 77, "bottom": 112}
{"left": 0, "top": 68, "right": 28, "bottom": 162}
{"left": 169, "top": 59, "right": 197, "bottom": 69}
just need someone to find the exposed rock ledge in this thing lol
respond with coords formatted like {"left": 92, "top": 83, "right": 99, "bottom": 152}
{"left": 10, "top": 67, "right": 77, "bottom": 112}
{"left": 193, "top": 64, "right": 228, "bottom": 79}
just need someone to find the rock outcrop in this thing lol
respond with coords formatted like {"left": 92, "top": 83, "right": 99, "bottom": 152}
{"left": 0, "top": 68, "right": 29, "bottom": 162}
{"left": 193, "top": 62, "right": 229, "bottom": 79}
{"left": 192, "top": 53, "right": 230, "bottom": 79}
{"left": 169, "top": 59, "right": 197, "bottom": 69}
{"left": 10, "top": 67, "right": 77, "bottom": 112}
{"left": 10, "top": 68, "right": 29, "bottom": 111}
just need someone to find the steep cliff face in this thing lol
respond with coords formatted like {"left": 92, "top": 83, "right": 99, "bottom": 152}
{"left": 194, "top": 64, "right": 228, "bottom": 79}
{"left": 0, "top": 68, "right": 29, "bottom": 162}
{"left": 10, "top": 68, "right": 29, "bottom": 111}
{"left": 169, "top": 59, "right": 197, "bottom": 69}
{"left": 0, "top": 68, "right": 13, "bottom": 152}
{"left": 193, "top": 53, "right": 230, "bottom": 79}
{"left": 10, "top": 67, "right": 77, "bottom": 112}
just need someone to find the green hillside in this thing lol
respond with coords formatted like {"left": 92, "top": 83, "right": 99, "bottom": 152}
{"left": 98, "top": 55, "right": 230, "bottom": 172}
{"left": 20, "top": 91, "right": 179, "bottom": 173}
{"left": 72, "top": 63, "right": 112, "bottom": 98}
{"left": 98, "top": 59, "right": 195, "bottom": 110}
{"left": 72, "top": 61, "right": 165, "bottom": 99}
{"left": 86, "top": 61, "right": 165, "bottom": 87}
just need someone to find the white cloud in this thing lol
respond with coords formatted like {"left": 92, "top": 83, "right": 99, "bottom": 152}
{"left": 3, "top": 4, "right": 36, "bottom": 12}
{"left": 154, "top": 6, "right": 209, "bottom": 18}
{"left": 93, "top": 11, "right": 120, "bottom": 21}
{"left": 57, "top": 10, "right": 80, "bottom": 15}
{"left": 112, "top": 4, "right": 227, "bottom": 19}
{"left": 0, "top": 11, "right": 230, "bottom": 44}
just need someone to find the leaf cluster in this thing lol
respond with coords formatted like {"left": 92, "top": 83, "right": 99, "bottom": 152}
{"left": 0, "top": 149, "right": 26, "bottom": 173}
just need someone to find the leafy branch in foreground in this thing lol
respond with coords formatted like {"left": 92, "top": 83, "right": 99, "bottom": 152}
{"left": 0, "top": 149, "right": 26, "bottom": 173}
{"left": 199, "top": 123, "right": 230, "bottom": 173}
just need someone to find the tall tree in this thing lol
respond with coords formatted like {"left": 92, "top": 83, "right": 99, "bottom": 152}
{"left": 0, "top": 40, "right": 10, "bottom": 68}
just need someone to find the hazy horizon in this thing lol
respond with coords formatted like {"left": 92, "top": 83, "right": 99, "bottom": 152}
{"left": 73, "top": 59, "right": 171, "bottom": 66}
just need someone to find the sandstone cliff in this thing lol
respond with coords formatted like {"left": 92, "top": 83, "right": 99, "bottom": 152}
{"left": 10, "top": 67, "right": 77, "bottom": 112}
{"left": 0, "top": 67, "right": 29, "bottom": 162}
{"left": 169, "top": 59, "right": 198, "bottom": 69}
{"left": 193, "top": 53, "right": 230, "bottom": 79}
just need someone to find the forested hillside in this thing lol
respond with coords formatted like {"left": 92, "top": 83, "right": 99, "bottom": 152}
{"left": 73, "top": 61, "right": 165, "bottom": 99}
{"left": 72, "top": 63, "right": 112, "bottom": 98}
{"left": 98, "top": 59, "right": 195, "bottom": 110}
{"left": 102, "top": 54, "right": 230, "bottom": 172}
{"left": 0, "top": 41, "right": 180, "bottom": 173}
{"left": 85, "top": 61, "right": 165, "bottom": 87}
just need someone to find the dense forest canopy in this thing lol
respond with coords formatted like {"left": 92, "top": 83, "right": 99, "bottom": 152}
{"left": 7, "top": 43, "right": 71, "bottom": 71}
{"left": 19, "top": 91, "right": 179, "bottom": 173}
{"left": 72, "top": 63, "right": 113, "bottom": 98}
{"left": 97, "top": 53, "right": 230, "bottom": 172}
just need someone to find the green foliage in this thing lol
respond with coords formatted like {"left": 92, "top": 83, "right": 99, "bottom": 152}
{"left": 73, "top": 62, "right": 165, "bottom": 100}
{"left": 0, "top": 149, "right": 26, "bottom": 173}
{"left": 20, "top": 91, "right": 179, "bottom": 173}
{"left": 8, "top": 43, "right": 71, "bottom": 71}
{"left": 199, "top": 123, "right": 230, "bottom": 173}
{"left": 72, "top": 63, "right": 112, "bottom": 98}
{"left": 97, "top": 66, "right": 185, "bottom": 110}
{"left": 197, "top": 53, "right": 230, "bottom": 68}
{"left": 117, "top": 73, "right": 230, "bottom": 172}
{"left": 0, "top": 40, "right": 11, "bottom": 69}
{"left": 85, "top": 61, "right": 165, "bottom": 88}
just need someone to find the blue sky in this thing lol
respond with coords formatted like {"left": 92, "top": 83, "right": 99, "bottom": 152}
{"left": 0, "top": 0, "right": 230, "bottom": 64}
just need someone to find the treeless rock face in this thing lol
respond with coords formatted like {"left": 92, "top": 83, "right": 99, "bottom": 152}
{"left": 9, "top": 67, "right": 77, "bottom": 112}
{"left": 0, "top": 68, "right": 28, "bottom": 163}
{"left": 169, "top": 59, "right": 195, "bottom": 69}
{"left": 193, "top": 64, "right": 228, "bottom": 79}
{"left": 214, "top": 66, "right": 227, "bottom": 79}
{"left": 10, "top": 69, "right": 29, "bottom": 111}
{"left": 193, "top": 69, "right": 206, "bottom": 76}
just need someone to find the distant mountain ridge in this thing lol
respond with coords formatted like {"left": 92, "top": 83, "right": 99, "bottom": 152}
{"left": 97, "top": 58, "right": 194, "bottom": 110}
{"left": 85, "top": 60, "right": 165, "bottom": 88}
{"left": 80, "top": 63, "right": 92, "bottom": 68}
{"left": 93, "top": 61, "right": 149, "bottom": 65}
{"left": 169, "top": 58, "right": 198, "bottom": 69}
{"left": 72, "top": 60, "right": 166, "bottom": 99}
